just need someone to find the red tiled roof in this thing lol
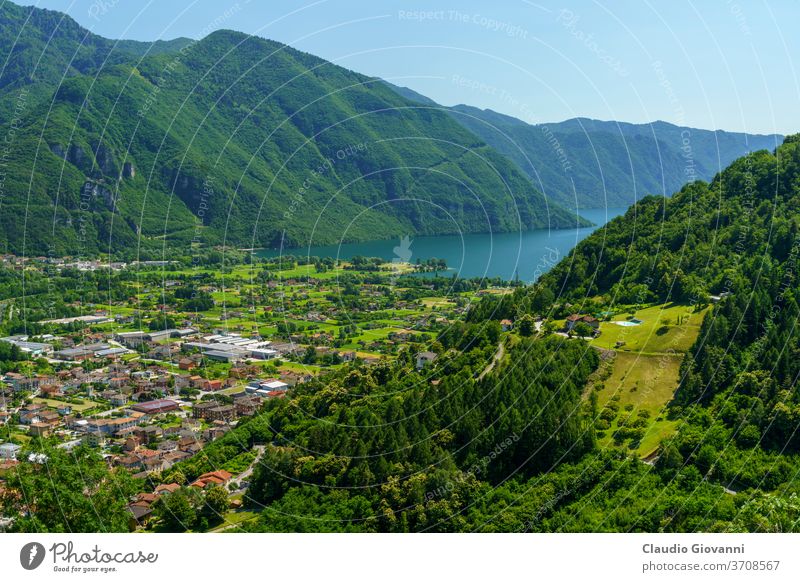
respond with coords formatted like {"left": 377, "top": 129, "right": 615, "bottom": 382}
{"left": 197, "top": 469, "right": 232, "bottom": 481}
{"left": 190, "top": 469, "right": 233, "bottom": 488}
{"left": 154, "top": 483, "right": 180, "bottom": 495}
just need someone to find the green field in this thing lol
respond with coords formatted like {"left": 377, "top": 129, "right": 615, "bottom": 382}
{"left": 421, "top": 297, "right": 454, "bottom": 308}
{"left": 590, "top": 302, "right": 708, "bottom": 354}
{"left": 591, "top": 352, "right": 682, "bottom": 456}
{"left": 208, "top": 510, "right": 259, "bottom": 532}
{"left": 32, "top": 397, "right": 98, "bottom": 412}
{"left": 586, "top": 302, "right": 708, "bottom": 457}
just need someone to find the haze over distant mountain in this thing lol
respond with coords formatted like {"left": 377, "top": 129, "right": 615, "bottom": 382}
{"left": 387, "top": 83, "right": 783, "bottom": 211}
{"left": 0, "top": 1, "right": 584, "bottom": 257}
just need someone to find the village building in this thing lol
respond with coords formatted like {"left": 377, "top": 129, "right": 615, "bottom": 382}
{"left": 564, "top": 314, "right": 600, "bottom": 333}
{"left": 415, "top": 351, "right": 438, "bottom": 370}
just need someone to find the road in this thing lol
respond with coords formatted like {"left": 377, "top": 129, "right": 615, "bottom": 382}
{"left": 228, "top": 444, "right": 266, "bottom": 493}
{"left": 477, "top": 340, "right": 506, "bottom": 381}
{"left": 209, "top": 446, "right": 268, "bottom": 533}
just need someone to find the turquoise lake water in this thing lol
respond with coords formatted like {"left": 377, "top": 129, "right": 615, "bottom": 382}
{"left": 255, "top": 207, "right": 628, "bottom": 282}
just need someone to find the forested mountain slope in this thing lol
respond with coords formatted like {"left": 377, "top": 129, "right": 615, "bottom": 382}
{"left": 451, "top": 106, "right": 782, "bottom": 211}
{"left": 0, "top": 2, "right": 582, "bottom": 257}
{"left": 195, "top": 134, "right": 800, "bottom": 531}
{"left": 529, "top": 135, "right": 800, "bottom": 505}
{"left": 419, "top": 135, "right": 800, "bottom": 531}
{"left": 387, "top": 82, "right": 781, "bottom": 211}
{"left": 6, "top": 138, "right": 800, "bottom": 533}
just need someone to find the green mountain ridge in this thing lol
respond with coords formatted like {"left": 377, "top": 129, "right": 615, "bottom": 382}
{"left": 386, "top": 82, "right": 782, "bottom": 211}
{"left": 0, "top": 2, "right": 584, "bottom": 258}
{"left": 448, "top": 106, "right": 783, "bottom": 210}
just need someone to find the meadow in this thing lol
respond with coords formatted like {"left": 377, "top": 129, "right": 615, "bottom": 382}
{"left": 586, "top": 302, "right": 709, "bottom": 456}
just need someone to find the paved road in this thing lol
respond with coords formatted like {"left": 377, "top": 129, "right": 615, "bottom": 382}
{"left": 210, "top": 446, "right": 268, "bottom": 533}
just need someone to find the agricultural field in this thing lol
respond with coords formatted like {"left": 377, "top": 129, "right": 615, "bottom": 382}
{"left": 590, "top": 351, "right": 682, "bottom": 456}
{"left": 52, "top": 256, "right": 485, "bottom": 381}
{"left": 585, "top": 302, "right": 710, "bottom": 457}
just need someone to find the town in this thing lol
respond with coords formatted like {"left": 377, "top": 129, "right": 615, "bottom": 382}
{"left": 0, "top": 251, "right": 519, "bottom": 530}
{"left": 0, "top": 249, "right": 711, "bottom": 532}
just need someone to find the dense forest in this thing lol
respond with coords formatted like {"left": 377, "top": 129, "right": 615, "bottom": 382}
{"left": 240, "top": 133, "right": 800, "bottom": 532}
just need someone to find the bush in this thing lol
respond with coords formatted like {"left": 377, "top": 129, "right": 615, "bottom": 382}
{"left": 600, "top": 407, "right": 617, "bottom": 422}
{"left": 736, "top": 424, "right": 761, "bottom": 448}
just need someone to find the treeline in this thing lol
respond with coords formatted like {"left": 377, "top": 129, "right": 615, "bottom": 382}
{"left": 0, "top": 445, "right": 137, "bottom": 532}
{"left": 541, "top": 140, "right": 799, "bottom": 305}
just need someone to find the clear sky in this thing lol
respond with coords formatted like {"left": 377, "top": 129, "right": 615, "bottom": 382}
{"left": 27, "top": 0, "right": 799, "bottom": 135}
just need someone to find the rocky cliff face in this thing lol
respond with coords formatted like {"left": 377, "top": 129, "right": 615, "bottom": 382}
{"left": 82, "top": 180, "right": 118, "bottom": 211}
{"left": 93, "top": 142, "right": 118, "bottom": 177}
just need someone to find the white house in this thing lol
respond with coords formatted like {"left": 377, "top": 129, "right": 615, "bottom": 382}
{"left": 246, "top": 379, "right": 289, "bottom": 396}
{"left": 0, "top": 442, "right": 21, "bottom": 460}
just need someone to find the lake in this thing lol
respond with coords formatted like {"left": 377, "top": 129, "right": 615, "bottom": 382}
{"left": 255, "top": 207, "right": 628, "bottom": 282}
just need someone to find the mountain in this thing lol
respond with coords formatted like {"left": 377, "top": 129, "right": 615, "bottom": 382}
{"left": 538, "top": 135, "right": 800, "bottom": 306}
{"left": 0, "top": 3, "right": 191, "bottom": 95}
{"left": 382, "top": 81, "right": 438, "bottom": 107}
{"left": 519, "top": 135, "right": 800, "bottom": 513}
{"left": 451, "top": 106, "right": 783, "bottom": 210}
{"left": 0, "top": 2, "right": 584, "bottom": 258}
{"left": 387, "top": 83, "right": 782, "bottom": 211}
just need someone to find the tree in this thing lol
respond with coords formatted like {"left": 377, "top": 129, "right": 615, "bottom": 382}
{"left": 148, "top": 315, "right": 177, "bottom": 331}
{"left": 737, "top": 424, "right": 761, "bottom": 448}
{"left": 158, "top": 487, "right": 200, "bottom": 532}
{"left": 573, "top": 322, "right": 595, "bottom": 337}
{"left": 656, "top": 442, "right": 683, "bottom": 472}
{"left": 203, "top": 485, "right": 230, "bottom": 522}
{"left": 184, "top": 291, "right": 214, "bottom": 311}
{"left": 518, "top": 315, "right": 535, "bottom": 337}
{"left": 302, "top": 346, "right": 317, "bottom": 364}
{"left": 734, "top": 493, "right": 800, "bottom": 533}
{"left": 1, "top": 445, "right": 137, "bottom": 532}
{"left": 163, "top": 468, "right": 186, "bottom": 485}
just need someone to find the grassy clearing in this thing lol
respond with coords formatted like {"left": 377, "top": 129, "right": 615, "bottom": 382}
{"left": 591, "top": 352, "right": 682, "bottom": 457}
{"left": 420, "top": 297, "right": 454, "bottom": 308}
{"left": 279, "top": 361, "right": 324, "bottom": 375}
{"left": 208, "top": 510, "right": 259, "bottom": 532}
{"left": 590, "top": 302, "right": 708, "bottom": 354}
{"left": 585, "top": 302, "right": 708, "bottom": 457}
{"left": 32, "top": 397, "right": 97, "bottom": 412}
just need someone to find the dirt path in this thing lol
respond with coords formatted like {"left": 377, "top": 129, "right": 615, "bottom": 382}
{"left": 477, "top": 340, "right": 506, "bottom": 381}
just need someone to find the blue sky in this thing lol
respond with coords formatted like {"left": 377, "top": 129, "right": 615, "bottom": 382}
{"left": 28, "top": 0, "right": 799, "bottom": 134}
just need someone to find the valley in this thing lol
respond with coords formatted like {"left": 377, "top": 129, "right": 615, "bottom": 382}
{"left": 0, "top": 0, "right": 799, "bottom": 539}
